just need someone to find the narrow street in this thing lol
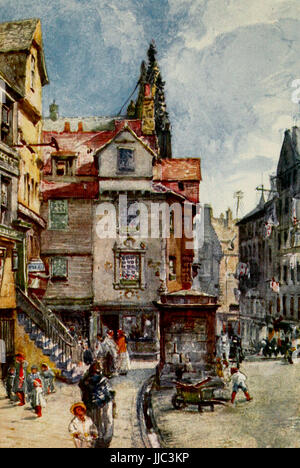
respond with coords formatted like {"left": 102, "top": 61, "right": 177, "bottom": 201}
{"left": 151, "top": 359, "right": 300, "bottom": 449}
{"left": 0, "top": 360, "right": 156, "bottom": 449}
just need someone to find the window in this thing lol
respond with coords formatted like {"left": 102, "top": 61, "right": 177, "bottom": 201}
{"left": 290, "top": 297, "right": 295, "bottom": 317}
{"left": 120, "top": 254, "right": 140, "bottom": 285}
{"left": 113, "top": 241, "right": 146, "bottom": 290}
{"left": 30, "top": 54, "right": 35, "bottom": 90}
{"left": 283, "top": 295, "right": 287, "bottom": 317}
{"left": 169, "top": 256, "right": 177, "bottom": 281}
{"left": 49, "top": 200, "right": 68, "bottom": 230}
{"left": 56, "top": 160, "right": 67, "bottom": 176}
{"left": 118, "top": 148, "right": 135, "bottom": 172}
{"left": 12, "top": 250, "right": 18, "bottom": 272}
{"left": 51, "top": 257, "right": 68, "bottom": 280}
{"left": 297, "top": 262, "right": 300, "bottom": 283}
{"left": 0, "top": 177, "right": 10, "bottom": 225}
{"left": 291, "top": 267, "right": 295, "bottom": 284}
{"left": 0, "top": 248, "right": 6, "bottom": 288}
{"left": 53, "top": 156, "right": 76, "bottom": 177}
{"left": 0, "top": 94, "right": 14, "bottom": 145}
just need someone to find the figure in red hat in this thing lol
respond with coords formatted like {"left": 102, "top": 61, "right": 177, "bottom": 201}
{"left": 13, "top": 353, "right": 28, "bottom": 406}
{"left": 230, "top": 367, "right": 253, "bottom": 404}
{"left": 116, "top": 329, "right": 131, "bottom": 376}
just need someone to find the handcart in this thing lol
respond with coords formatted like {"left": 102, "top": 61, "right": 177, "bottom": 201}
{"left": 172, "top": 377, "right": 228, "bottom": 413}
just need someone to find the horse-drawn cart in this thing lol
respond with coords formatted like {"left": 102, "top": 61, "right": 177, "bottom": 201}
{"left": 172, "top": 377, "right": 228, "bottom": 413}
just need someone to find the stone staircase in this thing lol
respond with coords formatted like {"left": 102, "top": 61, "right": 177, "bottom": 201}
{"left": 16, "top": 288, "right": 86, "bottom": 384}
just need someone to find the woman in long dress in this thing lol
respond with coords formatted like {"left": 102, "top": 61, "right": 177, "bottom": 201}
{"left": 116, "top": 330, "right": 131, "bottom": 376}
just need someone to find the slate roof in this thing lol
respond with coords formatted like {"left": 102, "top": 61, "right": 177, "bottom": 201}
{"left": 0, "top": 18, "right": 40, "bottom": 52}
{"left": 0, "top": 18, "right": 48, "bottom": 95}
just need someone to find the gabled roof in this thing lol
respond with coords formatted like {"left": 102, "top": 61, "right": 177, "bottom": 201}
{"left": 0, "top": 18, "right": 49, "bottom": 95}
{"left": 0, "top": 18, "right": 40, "bottom": 52}
{"left": 277, "top": 127, "right": 300, "bottom": 176}
{"left": 91, "top": 121, "right": 158, "bottom": 158}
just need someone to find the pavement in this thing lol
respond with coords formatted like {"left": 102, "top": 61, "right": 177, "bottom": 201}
{"left": 0, "top": 359, "right": 157, "bottom": 449}
{"left": 151, "top": 358, "right": 300, "bottom": 448}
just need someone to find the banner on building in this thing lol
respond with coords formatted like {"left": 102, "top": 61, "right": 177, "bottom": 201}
{"left": 264, "top": 203, "right": 279, "bottom": 238}
{"left": 292, "top": 198, "right": 300, "bottom": 226}
{"left": 236, "top": 262, "right": 250, "bottom": 278}
{"left": 270, "top": 277, "right": 280, "bottom": 293}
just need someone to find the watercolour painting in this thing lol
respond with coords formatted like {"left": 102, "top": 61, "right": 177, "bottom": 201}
{"left": 1, "top": 0, "right": 300, "bottom": 451}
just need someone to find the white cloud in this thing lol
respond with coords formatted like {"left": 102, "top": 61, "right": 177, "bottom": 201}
{"left": 160, "top": 0, "right": 300, "bottom": 215}
{"left": 95, "top": 1, "right": 145, "bottom": 63}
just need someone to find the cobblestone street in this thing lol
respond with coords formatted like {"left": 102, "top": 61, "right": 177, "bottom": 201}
{"left": 152, "top": 359, "right": 300, "bottom": 448}
{"left": 0, "top": 360, "right": 156, "bottom": 448}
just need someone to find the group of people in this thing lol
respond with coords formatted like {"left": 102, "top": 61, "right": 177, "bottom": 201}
{"left": 69, "top": 361, "right": 116, "bottom": 448}
{"left": 87, "top": 329, "right": 131, "bottom": 378}
{"left": 5, "top": 352, "right": 55, "bottom": 418}
{"left": 216, "top": 330, "right": 244, "bottom": 367}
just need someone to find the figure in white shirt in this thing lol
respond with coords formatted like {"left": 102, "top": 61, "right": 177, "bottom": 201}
{"left": 230, "top": 367, "right": 253, "bottom": 404}
{"left": 69, "top": 402, "right": 98, "bottom": 448}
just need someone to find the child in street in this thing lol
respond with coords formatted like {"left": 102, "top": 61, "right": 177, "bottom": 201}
{"left": 13, "top": 353, "right": 28, "bottom": 406}
{"left": 5, "top": 366, "right": 16, "bottom": 402}
{"left": 41, "top": 363, "right": 55, "bottom": 394}
{"left": 230, "top": 367, "right": 253, "bottom": 404}
{"left": 69, "top": 402, "right": 98, "bottom": 448}
{"left": 27, "top": 365, "right": 46, "bottom": 416}
{"left": 31, "top": 378, "right": 46, "bottom": 418}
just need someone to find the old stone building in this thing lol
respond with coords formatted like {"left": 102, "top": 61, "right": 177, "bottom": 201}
{"left": 0, "top": 19, "right": 82, "bottom": 376}
{"left": 212, "top": 208, "right": 240, "bottom": 336}
{"left": 40, "top": 45, "right": 204, "bottom": 361}
{"left": 238, "top": 126, "right": 300, "bottom": 348}
{"left": 0, "top": 19, "right": 49, "bottom": 296}
{"left": 0, "top": 72, "right": 22, "bottom": 370}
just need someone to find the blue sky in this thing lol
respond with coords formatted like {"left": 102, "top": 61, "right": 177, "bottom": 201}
{"left": 1, "top": 0, "right": 300, "bottom": 216}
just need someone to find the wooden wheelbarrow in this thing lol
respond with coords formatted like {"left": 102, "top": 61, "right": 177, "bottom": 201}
{"left": 171, "top": 377, "right": 228, "bottom": 413}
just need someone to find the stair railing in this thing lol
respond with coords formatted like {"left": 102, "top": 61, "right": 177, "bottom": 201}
{"left": 16, "top": 288, "right": 82, "bottom": 364}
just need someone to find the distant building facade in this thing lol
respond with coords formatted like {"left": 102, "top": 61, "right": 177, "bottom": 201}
{"left": 238, "top": 126, "right": 300, "bottom": 348}
{"left": 212, "top": 208, "right": 240, "bottom": 336}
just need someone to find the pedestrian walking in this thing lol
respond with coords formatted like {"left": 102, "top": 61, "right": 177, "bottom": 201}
{"left": 31, "top": 378, "right": 46, "bottom": 418}
{"left": 5, "top": 366, "right": 16, "bottom": 401}
{"left": 41, "top": 363, "right": 56, "bottom": 394}
{"left": 102, "top": 330, "right": 118, "bottom": 378}
{"left": 13, "top": 353, "right": 28, "bottom": 406}
{"left": 27, "top": 365, "right": 46, "bottom": 417}
{"left": 230, "top": 367, "right": 253, "bottom": 404}
{"left": 116, "top": 329, "right": 131, "bottom": 376}
{"left": 79, "top": 362, "right": 115, "bottom": 448}
{"left": 0, "top": 338, "right": 6, "bottom": 380}
{"left": 69, "top": 402, "right": 98, "bottom": 449}
{"left": 83, "top": 344, "right": 94, "bottom": 367}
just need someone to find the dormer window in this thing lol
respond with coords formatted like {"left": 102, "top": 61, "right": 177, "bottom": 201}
{"left": 52, "top": 154, "right": 76, "bottom": 177}
{"left": 118, "top": 148, "right": 135, "bottom": 172}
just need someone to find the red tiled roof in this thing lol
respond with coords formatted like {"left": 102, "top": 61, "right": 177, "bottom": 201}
{"left": 41, "top": 180, "right": 99, "bottom": 201}
{"left": 42, "top": 119, "right": 158, "bottom": 177}
{"left": 154, "top": 158, "right": 202, "bottom": 182}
